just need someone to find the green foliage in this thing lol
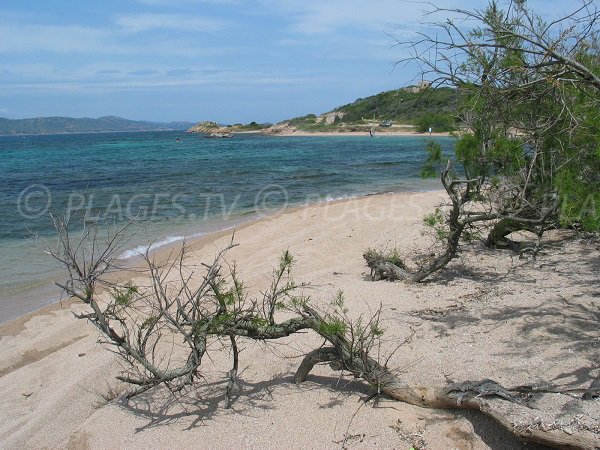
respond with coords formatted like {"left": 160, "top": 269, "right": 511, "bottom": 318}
{"left": 487, "top": 137, "right": 525, "bottom": 175}
{"left": 363, "top": 247, "right": 406, "bottom": 268}
{"left": 287, "top": 114, "right": 318, "bottom": 127}
{"left": 285, "top": 87, "right": 460, "bottom": 132}
{"left": 370, "top": 323, "right": 385, "bottom": 337}
{"left": 279, "top": 249, "right": 295, "bottom": 272}
{"left": 456, "top": 132, "right": 525, "bottom": 178}
{"left": 420, "top": 139, "right": 444, "bottom": 178}
{"left": 112, "top": 282, "right": 138, "bottom": 307}
{"left": 141, "top": 315, "right": 158, "bottom": 330}
{"left": 334, "top": 87, "right": 458, "bottom": 125}
{"left": 230, "top": 121, "right": 271, "bottom": 131}
{"left": 212, "top": 270, "right": 245, "bottom": 309}
{"left": 423, "top": 208, "right": 449, "bottom": 240}
{"left": 250, "top": 316, "right": 270, "bottom": 328}
{"left": 557, "top": 170, "right": 600, "bottom": 230}
{"left": 455, "top": 133, "right": 482, "bottom": 177}
{"left": 288, "top": 295, "right": 309, "bottom": 310}
{"left": 318, "top": 318, "right": 347, "bottom": 337}
{"left": 331, "top": 290, "right": 349, "bottom": 314}
{"left": 290, "top": 121, "right": 338, "bottom": 132}
{"left": 84, "top": 285, "right": 94, "bottom": 299}
{"left": 422, "top": 2, "right": 600, "bottom": 233}
{"left": 415, "top": 112, "right": 456, "bottom": 133}
{"left": 552, "top": 85, "right": 600, "bottom": 231}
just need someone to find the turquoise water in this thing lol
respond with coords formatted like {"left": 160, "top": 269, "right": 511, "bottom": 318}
{"left": 0, "top": 131, "right": 454, "bottom": 322}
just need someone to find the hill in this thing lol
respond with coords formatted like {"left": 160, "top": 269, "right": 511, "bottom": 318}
{"left": 0, "top": 116, "right": 194, "bottom": 136}
{"left": 187, "top": 85, "right": 460, "bottom": 136}
{"left": 266, "top": 84, "right": 459, "bottom": 134}
{"left": 333, "top": 85, "right": 457, "bottom": 123}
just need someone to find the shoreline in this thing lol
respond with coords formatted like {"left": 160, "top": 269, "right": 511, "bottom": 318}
{"left": 1, "top": 188, "right": 598, "bottom": 449}
{"left": 266, "top": 130, "right": 454, "bottom": 137}
{"left": 202, "top": 129, "right": 455, "bottom": 138}
{"left": 0, "top": 189, "right": 444, "bottom": 331}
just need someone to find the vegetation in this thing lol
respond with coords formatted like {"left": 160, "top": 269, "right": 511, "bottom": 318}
{"left": 283, "top": 87, "right": 459, "bottom": 132}
{"left": 365, "top": 0, "right": 600, "bottom": 282}
{"left": 42, "top": 3, "right": 600, "bottom": 448}
{"left": 415, "top": 112, "right": 456, "bottom": 133}
{"left": 49, "top": 216, "right": 599, "bottom": 449}
{"left": 286, "top": 114, "right": 339, "bottom": 132}
{"left": 334, "top": 86, "right": 457, "bottom": 126}
{"left": 227, "top": 121, "right": 271, "bottom": 131}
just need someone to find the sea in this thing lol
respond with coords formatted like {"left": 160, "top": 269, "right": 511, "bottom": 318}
{"left": 0, "top": 131, "right": 455, "bottom": 323}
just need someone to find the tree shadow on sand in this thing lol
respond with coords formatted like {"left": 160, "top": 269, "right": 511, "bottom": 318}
{"left": 117, "top": 370, "right": 373, "bottom": 433}
{"left": 425, "top": 233, "right": 600, "bottom": 288}
{"left": 118, "top": 369, "right": 559, "bottom": 450}
{"left": 415, "top": 236, "right": 599, "bottom": 361}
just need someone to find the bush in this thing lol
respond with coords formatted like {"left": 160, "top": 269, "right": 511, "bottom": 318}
{"left": 415, "top": 113, "right": 456, "bottom": 133}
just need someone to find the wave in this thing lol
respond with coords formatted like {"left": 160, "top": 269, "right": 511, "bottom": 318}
{"left": 118, "top": 233, "right": 204, "bottom": 260}
{"left": 290, "top": 172, "right": 339, "bottom": 180}
{"left": 303, "top": 191, "right": 384, "bottom": 205}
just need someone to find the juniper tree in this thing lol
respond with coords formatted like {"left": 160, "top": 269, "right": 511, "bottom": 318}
{"left": 366, "top": 0, "right": 600, "bottom": 282}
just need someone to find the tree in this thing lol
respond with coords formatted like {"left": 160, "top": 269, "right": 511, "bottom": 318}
{"left": 48, "top": 216, "right": 599, "bottom": 449}
{"left": 415, "top": 112, "right": 456, "bottom": 133}
{"left": 366, "top": 0, "right": 600, "bottom": 282}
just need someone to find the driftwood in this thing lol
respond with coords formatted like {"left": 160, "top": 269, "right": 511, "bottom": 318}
{"left": 583, "top": 375, "right": 600, "bottom": 401}
{"left": 47, "top": 217, "right": 598, "bottom": 450}
{"left": 365, "top": 163, "right": 495, "bottom": 283}
{"left": 364, "top": 161, "right": 555, "bottom": 283}
{"left": 294, "top": 346, "right": 600, "bottom": 450}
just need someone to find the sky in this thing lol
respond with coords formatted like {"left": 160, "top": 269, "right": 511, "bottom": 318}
{"left": 0, "top": 0, "right": 587, "bottom": 123}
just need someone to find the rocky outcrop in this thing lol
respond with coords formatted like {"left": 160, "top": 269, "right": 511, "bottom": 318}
{"left": 260, "top": 122, "right": 297, "bottom": 135}
{"left": 186, "top": 121, "right": 221, "bottom": 133}
{"left": 322, "top": 112, "right": 344, "bottom": 125}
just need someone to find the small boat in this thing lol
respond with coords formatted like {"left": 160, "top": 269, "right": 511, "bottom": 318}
{"left": 204, "top": 132, "right": 233, "bottom": 139}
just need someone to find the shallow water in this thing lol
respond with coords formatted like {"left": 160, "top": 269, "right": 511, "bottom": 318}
{"left": 0, "top": 131, "right": 454, "bottom": 322}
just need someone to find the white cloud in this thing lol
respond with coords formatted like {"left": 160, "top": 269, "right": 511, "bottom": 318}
{"left": 0, "top": 24, "right": 121, "bottom": 54}
{"left": 259, "top": 0, "right": 578, "bottom": 36}
{"left": 0, "top": 21, "right": 230, "bottom": 57}
{"left": 258, "top": 0, "right": 435, "bottom": 35}
{"left": 134, "top": 0, "right": 239, "bottom": 5}
{"left": 115, "top": 13, "right": 228, "bottom": 33}
{"left": 0, "top": 63, "right": 61, "bottom": 78}
{"left": 0, "top": 60, "right": 304, "bottom": 94}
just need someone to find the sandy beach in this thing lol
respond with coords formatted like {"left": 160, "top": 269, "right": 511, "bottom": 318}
{"left": 272, "top": 131, "right": 454, "bottom": 137}
{"left": 0, "top": 191, "right": 598, "bottom": 449}
{"left": 256, "top": 126, "right": 454, "bottom": 138}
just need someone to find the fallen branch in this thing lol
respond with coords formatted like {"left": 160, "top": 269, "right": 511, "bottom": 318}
{"left": 294, "top": 346, "right": 600, "bottom": 450}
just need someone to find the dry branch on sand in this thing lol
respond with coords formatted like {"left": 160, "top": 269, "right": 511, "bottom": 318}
{"left": 48, "top": 217, "right": 599, "bottom": 450}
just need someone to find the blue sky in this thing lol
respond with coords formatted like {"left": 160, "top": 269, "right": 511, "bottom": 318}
{"left": 0, "top": 0, "right": 584, "bottom": 123}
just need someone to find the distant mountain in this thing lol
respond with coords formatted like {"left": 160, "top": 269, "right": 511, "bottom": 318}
{"left": 0, "top": 116, "right": 194, "bottom": 135}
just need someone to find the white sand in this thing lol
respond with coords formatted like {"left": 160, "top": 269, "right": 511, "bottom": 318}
{"left": 0, "top": 191, "right": 598, "bottom": 449}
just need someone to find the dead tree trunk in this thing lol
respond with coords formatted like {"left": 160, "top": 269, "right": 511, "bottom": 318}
{"left": 583, "top": 374, "right": 600, "bottom": 401}
{"left": 365, "top": 163, "right": 497, "bottom": 282}
{"left": 47, "top": 217, "right": 596, "bottom": 449}
{"left": 294, "top": 347, "right": 600, "bottom": 450}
